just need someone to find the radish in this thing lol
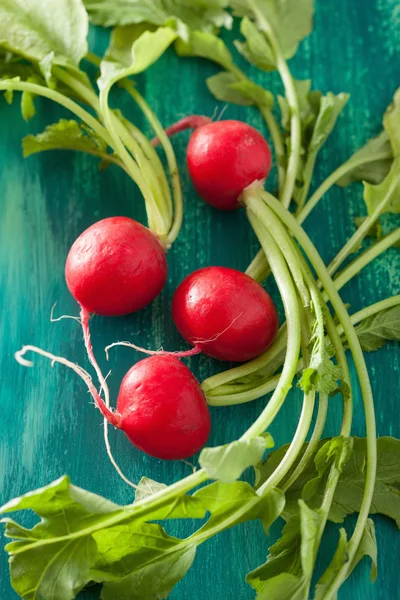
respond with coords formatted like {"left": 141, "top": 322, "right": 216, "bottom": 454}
{"left": 154, "top": 117, "right": 272, "bottom": 210}
{"left": 16, "top": 348, "right": 211, "bottom": 460}
{"left": 65, "top": 216, "right": 167, "bottom": 316}
{"left": 172, "top": 266, "right": 278, "bottom": 362}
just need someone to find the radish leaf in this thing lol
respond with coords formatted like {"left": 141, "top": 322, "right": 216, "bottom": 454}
{"left": 315, "top": 519, "right": 377, "bottom": 599}
{"left": 336, "top": 131, "right": 393, "bottom": 187}
{"left": 257, "top": 437, "right": 400, "bottom": 526}
{"left": 0, "top": 0, "right": 88, "bottom": 69}
{"left": 83, "top": 0, "right": 232, "bottom": 34}
{"left": 235, "top": 17, "right": 276, "bottom": 71}
{"left": 23, "top": 119, "right": 108, "bottom": 157}
{"left": 199, "top": 435, "right": 273, "bottom": 483}
{"left": 99, "top": 26, "right": 177, "bottom": 90}
{"left": 232, "top": 0, "right": 314, "bottom": 61}
{"left": 207, "top": 71, "right": 273, "bottom": 107}
{"left": 175, "top": 30, "right": 233, "bottom": 70}
{"left": 246, "top": 500, "right": 321, "bottom": 599}
{"left": 355, "top": 305, "right": 400, "bottom": 352}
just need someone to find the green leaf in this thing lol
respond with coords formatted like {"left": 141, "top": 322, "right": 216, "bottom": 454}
{"left": 99, "top": 25, "right": 177, "bottom": 90}
{"left": 199, "top": 435, "right": 273, "bottom": 483}
{"left": 235, "top": 17, "right": 276, "bottom": 71}
{"left": 83, "top": 0, "right": 232, "bottom": 34}
{"left": 315, "top": 519, "right": 377, "bottom": 599}
{"left": 0, "top": 476, "right": 123, "bottom": 600}
{"left": 246, "top": 499, "right": 321, "bottom": 599}
{"left": 0, "top": 0, "right": 88, "bottom": 69}
{"left": 22, "top": 119, "right": 108, "bottom": 158}
{"left": 134, "top": 476, "right": 168, "bottom": 502}
{"left": 90, "top": 521, "right": 196, "bottom": 600}
{"left": 336, "top": 131, "right": 393, "bottom": 187}
{"left": 232, "top": 0, "right": 314, "bottom": 60}
{"left": 364, "top": 157, "right": 400, "bottom": 217}
{"left": 308, "top": 92, "right": 349, "bottom": 153}
{"left": 298, "top": 305, "right": 343, "bottom": 395}
{"left": 258, "top": 436, "right": 400, "bottom": 526}
{"left": 206, "top": 71, "right": 273, "bottom": 107}
{"left": 175, "top": 30, "right": 233, "bottom": 70}
{"left": 383, "top": 87, "right": 400, "bottom": 155}
{"left": 193, "top": 481, "right": 285, "bottom": 535}
{"left": 355, "top": 305, "right": 400, "bottom": 352}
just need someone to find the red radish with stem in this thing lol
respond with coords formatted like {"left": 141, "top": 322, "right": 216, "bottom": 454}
{"left": 154, "top": 117, "right": 272, "bottom": 210}
{"left": 65, "top": 216, "right": 167, "bottom": 316}
{"left": 15, "top": 344, "right": 211, "bottom": 461}
{"left": 172, "top": 266, "right": 279, "bottom": 362}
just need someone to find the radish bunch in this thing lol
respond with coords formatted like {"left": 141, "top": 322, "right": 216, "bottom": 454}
{"left": 16, "top": 117, "right": 279, "bottom": 462}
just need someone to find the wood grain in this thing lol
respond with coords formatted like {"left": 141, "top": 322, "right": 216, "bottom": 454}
{"left": 0, "top": 1, "right": 399, "bottom": 598}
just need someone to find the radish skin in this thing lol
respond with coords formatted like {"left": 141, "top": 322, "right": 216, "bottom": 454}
{"left": 65, "top": 217, "right": 167, "bottom": 316}
{"left": 172, "top": 266, "right": 279, "bottom": 362}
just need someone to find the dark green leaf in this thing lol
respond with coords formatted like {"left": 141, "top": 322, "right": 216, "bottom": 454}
{"left": 22, "top": 119, "right": 108, "bottom": 157}
{"left": 0, "top": 0, "right": 88, "bottom": 69}
{"left": 355, "top": 305, "right": 400, "bottom": 352}
{"left": 315, "top": 519, "right": 377, "bottom": 599}
{"left": 199, "top": 435, "right": 273, "bottom": 483}
{"left": 232, "top": 0, "right": 314, "bottom": 60}
{"left": 246, "top": 500, "right": 321, "bottom": 599}
{"left": 83, "top": 0, "right": 232, "bottom": 34}
{"left": 175, "top": 30, "right": 233, "bottom": 70}
{"left": 257, "top": 437, "right": 400, "bottom": 526}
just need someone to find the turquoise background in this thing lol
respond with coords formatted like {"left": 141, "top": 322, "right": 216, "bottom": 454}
{"left": 0, "top": 1, "right": 399, "bottom": 598}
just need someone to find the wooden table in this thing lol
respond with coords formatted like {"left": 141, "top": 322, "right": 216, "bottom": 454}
{"left": 1, "top": 2, "right": 399, "bottom": 598}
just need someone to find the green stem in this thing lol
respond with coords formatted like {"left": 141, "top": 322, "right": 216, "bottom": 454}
{"left": 327, "top": 172, "right": 400, "bottom": 276}
{"left": 99, "top": 85, "right": 168, "bottom": 236}
{"left": 258, "top": 391, "right": 315, "bottom": 493}
{"left": 333, "top": 227, "right": 400, "bottom": 291}
{"left": 256, "top": 190, "right": 376, "bottom": 599}
{"left": 0, "top": 80, "right": 112, "bottom": 146}
{"left": 282, "top": 394, "right": 328, "bottom": 491}
{"left": 249, "top": 0, "right": 301, "bottom": 209}
{"left": 259, "top": 103, "right": 286, "bottom": 192}
{"left": 240, "top": 213, "right": 302, "bottom": 440}
{"left": 295, "top": 152, "right": 317, "bottom": 213}
{"left": 122, "top": 82, "right": 183, "bottom": 246}
{"left": 298, "top": 151, "right": 392, "bottom": 223}
{"left": 246, "top": 151, "right": 393, "bottom": 282}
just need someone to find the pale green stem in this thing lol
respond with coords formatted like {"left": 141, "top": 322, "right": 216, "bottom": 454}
{"left": 240, "top": 213, "right": 302, "bottom": 440}
{"left": 256, "top": 190, "right": 376, "bottom": 599}
{"left": 122, "top": 82, "right": 183, "bottom": 245}
{"left": 298, "top": 151, "right": 392, "bottom": 223}
{"left": 328, "top": 172, "right": 400, "bottom": 276}
{"left": 333, "top": 227, "right": 400, "bottom": 291}
{"left": 282, "top": 394, "right": 328, "bottom": 491}
{"left": 249, "top": 0, "right": 301, "bottom": 209}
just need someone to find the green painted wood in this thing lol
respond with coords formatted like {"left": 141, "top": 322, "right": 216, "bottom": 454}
{"left": 0, "top": 2, "right": 399, "bottom": 598}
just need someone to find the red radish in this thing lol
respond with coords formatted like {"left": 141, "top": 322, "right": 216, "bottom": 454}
{"left": 172, "top": 266, "right": 278, "bottom": 362}
{"left": 154, "top": 117, "right": 272, "bottom": 210}
{"left": 115, "top": 355, "right": 210, "bottom": 459}
{"left": 15, "top": 348, "right": 211, "bottom": 460}
{"left": 65, "top": 216, "right": 167, "bottom": 316}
